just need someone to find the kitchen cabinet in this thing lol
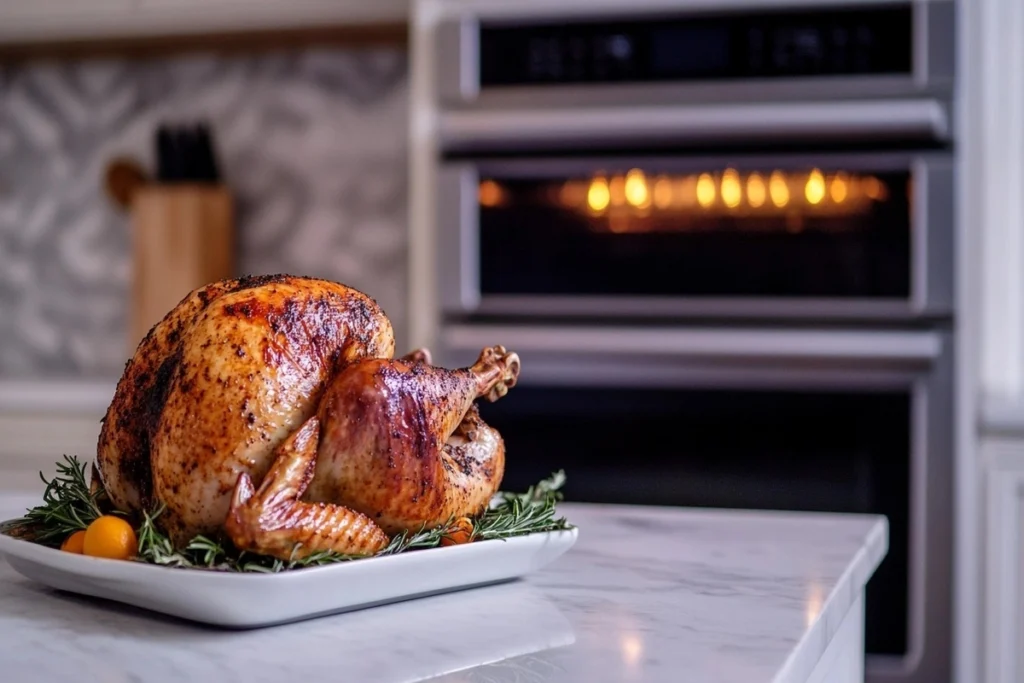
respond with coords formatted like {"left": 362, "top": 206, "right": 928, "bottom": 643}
{"left": 984, "top": 434, "right": 1024, "bottom": 683}
{"left": 0, "top": 0, "right": 409, "bottom": 44}
{"left": 960, "top": 0, "right": 1024, "bottom": 678}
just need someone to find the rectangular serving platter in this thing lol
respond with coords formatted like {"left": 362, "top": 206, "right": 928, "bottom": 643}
{"left": 0, "top": 523, "right": 578, "bottom": 629}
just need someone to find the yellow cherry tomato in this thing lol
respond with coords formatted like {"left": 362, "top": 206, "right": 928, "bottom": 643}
{"left": 441, "top": 517, "right": 474, "bottom": 547}
{"left": 83, "top": 516, "right": 137, "bottom": 560}
{"left": 60, "top": 530, "right": 86, "bottom": 554}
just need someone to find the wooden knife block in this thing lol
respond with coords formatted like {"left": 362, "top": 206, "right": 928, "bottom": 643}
{"left": 129, "top": 185, "right": 234, "bottom": 349}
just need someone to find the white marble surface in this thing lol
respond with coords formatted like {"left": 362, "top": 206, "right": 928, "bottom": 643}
{"left": 0, "top": 496, "right": 886, "bottom": 683}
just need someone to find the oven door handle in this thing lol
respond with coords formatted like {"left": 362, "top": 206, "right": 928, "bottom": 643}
{"left": 438, "top": 99, "right": 950, "bottom": 152}
{"left": 442, "top": 325, "right": 945, "bottom": 365}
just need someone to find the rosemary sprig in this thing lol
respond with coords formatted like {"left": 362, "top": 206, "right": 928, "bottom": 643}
{"left": 377, "top": 518, "right": 458, "bottom": 556}
{"left": 135, "top": 505, "right": 196, "bottom": 567}
{"left": 380, "top": 470, "right": 573, "bottom": 551}
{"left": 474, "top": 470, "right": 572, "bottom": 541}
{"left": 4, "top": 459, "right": 574, "bottom": 572}
{"left": 9, "top": 455, "right": 109, "bottom": 546}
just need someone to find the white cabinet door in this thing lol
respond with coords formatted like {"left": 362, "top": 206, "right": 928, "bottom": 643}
{"left": 985, "top": 454, "right": 1024, "bottom": 683}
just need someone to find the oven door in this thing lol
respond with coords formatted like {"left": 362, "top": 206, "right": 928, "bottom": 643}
{"left": 437, "top": 152, "right": 953, "bottom": 322}
{"left": 432, "top": 0, "right": 954, "bottom": 150}
{"left": 440, "top": 325, "right": 952, "bottom": 683}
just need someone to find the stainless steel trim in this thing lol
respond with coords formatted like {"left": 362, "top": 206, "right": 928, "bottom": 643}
{"left": 436, "top": 16, "right": 480, "bottom": 103}
{"left": 438, "top": 100, "right": 950, "bottom": 152}
{"left": 462, "top": 76, "right": 944, "bottom": 112}
{"left": 441, "top": 338, "right": 927, "bottom": 390}
{"left": 923, "top": 0, "right": 956, "bottom": 87}
{"left": 866, "top": 334, "right": 953, "bottom": 683}
{"left": 430, "top": 0, "right": 952, "bottom": 24}
{"left": 468, "top": 150, "right": 936, "bottom": 177}
{"left": 471, "top": 296, "right": 923, "bottom": 320}
{"left": 911, "top": 157, "right": 930, "bottom": 314}
{"left": 914, "top": 157, "right": 955, "bottom": 316}
{"left": 483, "top": 355, "right": 921, "bottom": 391}
{"left": 442, "top": 324, "right": 944, "bottom": 364}
{"left": 436, "top": 165, "right": 481, "bottom": 313}
{"left": 912, "top": 0, "right": 930, "bottom": 89}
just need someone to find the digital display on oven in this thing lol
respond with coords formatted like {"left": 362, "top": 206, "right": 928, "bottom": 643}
{"left": 650, "top": 26, "right": 732, "bottom": 77}
{"left": 479, "top": 5, "right": 913, "bottom": 86}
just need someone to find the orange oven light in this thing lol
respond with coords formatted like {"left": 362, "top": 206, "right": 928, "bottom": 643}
{"left": 482, "top": 170, "right": 890, "bottom": 234}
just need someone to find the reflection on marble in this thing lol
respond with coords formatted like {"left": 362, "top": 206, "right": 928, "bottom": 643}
{"left": 0, "top": 49, "right": 408, "bottom": 378}
{"left": 0, "top": 499, "right": 886, "bottom": 683}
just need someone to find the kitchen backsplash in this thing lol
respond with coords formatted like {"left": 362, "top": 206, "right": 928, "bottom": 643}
{"left": 0, "top": 47, "right": 408, "bottom": 378}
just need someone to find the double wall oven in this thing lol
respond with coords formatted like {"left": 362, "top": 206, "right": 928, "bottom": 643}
{"left": 417, "top": 1, "right": 955, "bottom": 681}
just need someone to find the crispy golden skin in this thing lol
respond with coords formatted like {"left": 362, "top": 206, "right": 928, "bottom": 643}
{"left": 97, "top": 275, "right": 395, "bottom": 544}
{"left": 96, "top": 275, "right": 519, "bottom": 560}
{"left": 307, "top": 349, "right": 518, "bottom": 536}
{"left": 224, "top": 417, "right": 390, "bottom": 558}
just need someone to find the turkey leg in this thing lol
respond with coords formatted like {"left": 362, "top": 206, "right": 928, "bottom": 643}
{"left": 309, "top": 346, "right": 520, "bottom": 535}
{"left": 468, "top": 345, "right": 520, "bottom": 403}
{"left": 224, "top": 416, "right": 389, "bottom": 560}
{"left": 427, "top": 345, "right": 520, "bottom": 444}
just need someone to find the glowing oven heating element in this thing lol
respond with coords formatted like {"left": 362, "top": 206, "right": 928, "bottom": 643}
{"left": 479, "top": 168, "right": 895, "bottom": 235}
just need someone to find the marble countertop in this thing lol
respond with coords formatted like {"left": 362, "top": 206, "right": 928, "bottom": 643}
{"left": 0, "top": 496, "right": 886, "bottom": 683}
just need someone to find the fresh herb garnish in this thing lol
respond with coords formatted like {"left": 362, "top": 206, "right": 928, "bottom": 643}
{"left": 2, "top": 460, "right": 573, "bottom": 573}
{"left": 378, "top": 470, "right": 571, "bottom": 555}
{"left": 8, "top": 455, "right": 110, "bottom": 546}
{"left": 474, "top": 470, "right": 570, "bottom": 541}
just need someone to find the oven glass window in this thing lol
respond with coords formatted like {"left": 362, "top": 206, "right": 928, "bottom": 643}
{"left": 478, "top": 167, "right": 911, "bottom": 299}
{"left": 479, "top": 7, "right": 914, "bottom": 87}
{"left": 478, "top": 385, "right": 911, "bottom": 657}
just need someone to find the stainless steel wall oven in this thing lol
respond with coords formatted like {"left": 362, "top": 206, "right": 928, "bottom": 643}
{"left": 438, "top": 324, "right": 952, "bottom": 683}
{"left": 419, "top": 1, "right": 956, "bottom": 681}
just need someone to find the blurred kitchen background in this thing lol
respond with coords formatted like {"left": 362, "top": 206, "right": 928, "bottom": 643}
{"left": 1, "top": 50, "right": 408, "bottom": 374}
{"left": 0, "top": 1, "right": 1021, "bottom": 683}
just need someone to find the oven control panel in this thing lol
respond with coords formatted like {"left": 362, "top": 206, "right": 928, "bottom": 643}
{"left": 479, "top": 6, "right": 913, "bottom": 87}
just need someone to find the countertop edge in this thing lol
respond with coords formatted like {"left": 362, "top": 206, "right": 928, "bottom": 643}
{"left": 773, "top": 516, "right": 888, "bottom": 683}
{"left": 0, "top": 379, "right": 115, "bottom": 417}
{"left": 0, "top": 497, "right": 891, "bottom": 683}
{"left": 556, "top": 502, "right": 889, "bottom": 683}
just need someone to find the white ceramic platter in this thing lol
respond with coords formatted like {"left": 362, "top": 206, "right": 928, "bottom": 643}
{"left": 0, "top": 525, "right": 577, "bottom": 629}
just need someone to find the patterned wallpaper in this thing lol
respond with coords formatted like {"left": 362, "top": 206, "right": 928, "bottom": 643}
{"left": 0, "top": 48, "right": 409, "bottom": 379}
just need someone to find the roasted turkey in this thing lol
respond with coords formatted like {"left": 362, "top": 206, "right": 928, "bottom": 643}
{"left": 95, "top": 275, "right": 519, "bottom": 560}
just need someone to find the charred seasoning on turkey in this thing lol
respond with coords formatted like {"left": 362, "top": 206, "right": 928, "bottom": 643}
{"left": 95, "top": 275, "right": 520, "bottom": 561}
